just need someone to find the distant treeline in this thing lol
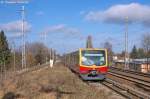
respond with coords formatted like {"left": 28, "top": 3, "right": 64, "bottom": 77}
{"left": 0, "top": 30, "right": 56, "bottom": 72}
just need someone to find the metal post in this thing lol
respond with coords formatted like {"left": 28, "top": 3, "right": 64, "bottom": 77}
{"left": 49, "top": 48, "right": 51, "bottom": 67}
{"left": 125, "top": 16, "right": 129, "bottom": 69}
{"left": 0, "top": 53, "right": 2, "bottom": 80}
{"left": 44, "top": 32, "right": 47, "bottom": 64}
{"left": 21, "top": 6, "right": 26, "bottom": 69}
{"left": 12, "top": 41, "right": 16, "bottom": 72}
{"left": 2, "top": 52, "right": 6, "bottom": 79}
{"left": 49, "top": 48, "right": 54, "bottom": 68}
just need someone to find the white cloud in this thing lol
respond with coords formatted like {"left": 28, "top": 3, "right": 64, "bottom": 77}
{"left": 42, "top": 24, "right": 80, "bottom": 35}
{"left": 10, "top": 32, "right": 23, "bottom": 38}
{"left": 85, "top": 3, "right": 150, "bottom": 26}
{"left": 0, "top": 20, "right": 31, "bottom": 33}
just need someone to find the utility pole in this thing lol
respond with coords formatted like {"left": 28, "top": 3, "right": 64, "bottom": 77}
{"left": 2, "top": 52, "right": 6, "bottom": 79}
{"left": 44, "top": 32, "right": 48, "bottom": 64}
{"left": 21, "top": 6, "right": 26, "bottom": 69}
{"left": 12, "top": 41, "right": 16, "bottom": 72}
{"left": 125, "top": 16, "right": 129, "bottom": 69}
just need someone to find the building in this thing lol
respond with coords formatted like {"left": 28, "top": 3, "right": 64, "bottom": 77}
{"left": 113, "top": 58, "right": 150, "bottom": 73}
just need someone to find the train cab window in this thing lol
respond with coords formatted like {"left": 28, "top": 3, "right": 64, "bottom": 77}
{"left": 81, "top": 50, "right": 106, "bottom": 66}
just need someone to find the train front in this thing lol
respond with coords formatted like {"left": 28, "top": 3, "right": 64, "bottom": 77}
{"left": 79, "top": 49, "right": 108, "bottom": 80}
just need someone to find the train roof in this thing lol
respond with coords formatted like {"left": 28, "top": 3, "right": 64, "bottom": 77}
{"left": 63, "top": 48, "right": 107, "bottom": 56}
{"left": 79, "top": 48, "right": 107, "bottom": 50}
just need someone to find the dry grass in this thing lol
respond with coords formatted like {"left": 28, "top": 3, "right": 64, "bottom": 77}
{"left": 0, "top": 63, "right": 120, "bottom": 99}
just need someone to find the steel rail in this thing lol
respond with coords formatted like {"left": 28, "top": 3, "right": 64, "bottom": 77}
{"left": 108, "top": 72, "right": 150, "bottom": 89}
{"left": 109, "top": 67, "right": 150, "bottom": 77}
{"left": 110, "top": 69, "right": 150, "bottom": 83}
{"left": 102, "top": 78, "right": 150, "bottom": 99}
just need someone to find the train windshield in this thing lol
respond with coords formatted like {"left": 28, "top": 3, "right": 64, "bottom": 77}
{"left": 81, "top": 50, "right": 106, "bottom": 66}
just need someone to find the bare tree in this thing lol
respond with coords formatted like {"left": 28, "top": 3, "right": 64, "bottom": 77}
{"left": 26, "top": 42, "right": 49, "bottom": 65}
{"left": 103, "top": 41, "right": 113, "bottom": 66}
{"left": 141, "top": 33, "right": 150, "bottom": 66}
{"left": 26, "top": 52, "right": 36, "bottom": 67}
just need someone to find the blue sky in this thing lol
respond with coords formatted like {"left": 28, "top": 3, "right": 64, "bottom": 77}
{"left": 0, "top": 0, "right": 150, "bottom": 54}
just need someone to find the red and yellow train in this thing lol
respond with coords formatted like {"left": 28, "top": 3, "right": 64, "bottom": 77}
{"left": 63, "top": 48, "right": 108, "bottom": 80}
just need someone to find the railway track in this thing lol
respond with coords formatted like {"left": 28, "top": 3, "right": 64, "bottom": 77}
{"left": 0, "top": 63, "right": 49, "bottom": 82}
{"left": 110, "top": 67, "right": 150, "bottom": 78}
{"left": 15, "top": 63, "right": 49, "bottom": 75}
{"left": 102, "top": 78, "right": 150, "bottom": 99}
{"left": 109, "top": 67, "right": 150, "bottom": 89}
{"left": 106, "top": 67, "right": 150, "bottom": 99}
{"left": 87, "top": 67, "right": 150, "bottom": 99}
{"left": 87, "top": 78, "right": 150, "bottom": 99}
{"left": 69, "top": 66, "right": 150, "bottom": 99}
{"left": 107, "top": 71, "right": 150, "bottom": 90}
